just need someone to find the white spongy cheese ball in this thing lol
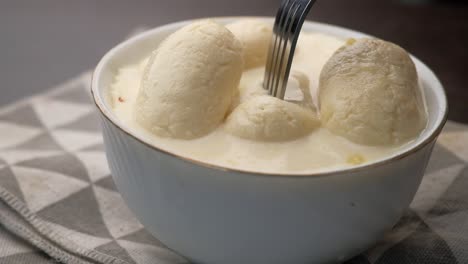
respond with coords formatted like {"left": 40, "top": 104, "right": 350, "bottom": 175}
{"left": 319, "top": 38, "right": 427, "bottom": 145}
{"left": 135, "top": 20, "right": 244, "bottom": 139}
{"left": 225, "top": 95, "right": 320, "bottom": 141}
{"left": 227, "top": 19, "right": 272, "bottom": 69}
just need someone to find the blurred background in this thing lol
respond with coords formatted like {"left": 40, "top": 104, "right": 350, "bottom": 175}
{"left": 1, "top": 0, "right": 467, "bottom": 122}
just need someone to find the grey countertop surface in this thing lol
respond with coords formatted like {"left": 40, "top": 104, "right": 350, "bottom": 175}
{"left": 2, "top": 0, "right": 468, "bottom": 122}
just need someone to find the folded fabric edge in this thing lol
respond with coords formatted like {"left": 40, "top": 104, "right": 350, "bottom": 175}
{"left": 0, "top": 185, "right": 128, "bottom": 264}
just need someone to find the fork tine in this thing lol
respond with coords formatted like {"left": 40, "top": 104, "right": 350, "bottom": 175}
{"left": 270, "top": 2, "right": 291, "bottom": 96}
{"left": 264, "top": 0, "right": 317, "bottom": 99}
{"left": 270, "top": 1, "right": 298, "bottom": 97}
{"left": 266, "top": 0, "right": 292, "bottom": 95}
{"left": 272, "top": 3, "right": 300, "bottom": 98}
{"left": 278, "top": 0, "right": 316, "bottom": 99}
{"left": 264, "top": 0, "right": 290, "bottom": 92}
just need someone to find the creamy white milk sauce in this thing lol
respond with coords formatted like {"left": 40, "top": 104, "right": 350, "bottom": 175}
{"left": 110, "top": 32, "right": 409, "bottom": 174}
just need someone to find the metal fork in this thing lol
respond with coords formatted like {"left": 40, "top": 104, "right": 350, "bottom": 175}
{"left": 264, "top": 0, "right": 317, "bottom": 99}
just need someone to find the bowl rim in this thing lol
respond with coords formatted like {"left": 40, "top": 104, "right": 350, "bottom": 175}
{"left": 91, "top": 16, "right": 448, "bottom": 177}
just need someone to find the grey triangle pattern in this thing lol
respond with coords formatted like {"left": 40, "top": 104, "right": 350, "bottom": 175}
{"left": 425, "top": 211, "right": 468, "bottom": 263}
{"left": 52, "top": 86, "right": 92, "bottom": 105}
{"left": 94, "top": 175, "right": 117, "bottom": 191}
{"left": 0, "top": 166, "right": 25, "bottom": 202}
{"left": 375, "top": 214, "right": 459, "bottom": 264}
{"left": 119, "top": 229, "right": 168, "bottom": 249}
{"left": 95, "top": 240, "right": 137, "bottom": 264}
{"left": 0, "top": 105, "right": 44, "bottom": 128}
{"left": 426, "top": 144, "right": 465, "bottom": 174}
{"left": 437, "top": 130, "right": 468, "bottom": 163}
{"left": 0, "top": 252, "right": 56, "bottom": 264}
{"left": 74, "top": 151, "right": 110, "bottom": 183}
{"left": 12, "top": 165, "right": 88, "bottom": 212}
{"left": 411, "top": 164, "right": 465, "bottom": 215}
{"left": 51, "top": 129, "right": 102, "bottom": 152}
{"left": 37, "top": 186, "right": 112, "bottom": 239}
{"left": 366, "top": 211, "right": 422, "bottom": 263}
{"left": 32, "top": 98, "right": 93, "bottom": 130}
{"left": 92, "top": 186, "right": 143, "bottom": 239}
{"left": 0, "top": 150, "right": 62, "bottom": 167}
{"left": 12, "top": 132, "right": 63, "bottom": 151}
{"left": 79, "top": 142, "right": 105, "bottom": 152}
{"left": 0, "top": 122, "right": 42, "bottom": 150}
{"left": 15, "top": 153, "right": 89, "bottom": 182}
{"left": 430, "top": 165, "right": 468, "bottom": 215}
{"left": 56, "top": 112, "right": 101, "bottom": 133}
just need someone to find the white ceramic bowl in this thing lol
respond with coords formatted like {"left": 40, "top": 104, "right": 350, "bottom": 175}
{"left": 91, "top": 17, "right": 447, "bottom": 264}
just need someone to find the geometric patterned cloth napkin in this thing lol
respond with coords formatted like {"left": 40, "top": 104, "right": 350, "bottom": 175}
{"left": 0, "top": 72, "right": 467, "bottom": 264}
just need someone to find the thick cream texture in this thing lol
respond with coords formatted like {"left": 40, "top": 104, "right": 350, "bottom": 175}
{"left": 111, "top": 31, "right": 410, "bottom": 174}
